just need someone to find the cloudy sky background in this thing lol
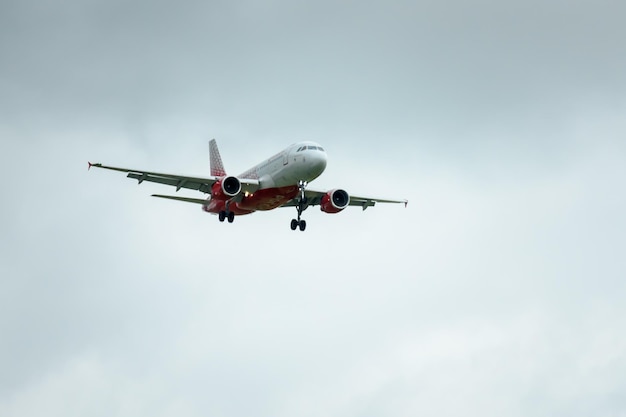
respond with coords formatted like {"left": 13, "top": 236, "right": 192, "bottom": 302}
{"left": 1, "top": 0, "right": 625, "bottom": 416}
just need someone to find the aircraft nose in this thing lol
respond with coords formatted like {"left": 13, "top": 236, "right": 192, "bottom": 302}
{"left": 311, "top": 151, "right": 327, "bottom": 174}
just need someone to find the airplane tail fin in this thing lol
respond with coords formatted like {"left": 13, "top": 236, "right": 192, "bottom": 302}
{"left": 209, "top": 139, "right": 227, "bottom": 176}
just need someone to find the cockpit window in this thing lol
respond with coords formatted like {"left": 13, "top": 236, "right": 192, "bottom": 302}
{"left": 299, "top": 145, "right": 325, "bottom": 151}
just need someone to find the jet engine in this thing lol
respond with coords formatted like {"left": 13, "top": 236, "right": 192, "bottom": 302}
{"left": 320, "top": 189, "right": 350, "bottom": 213}
{"left": 212, "top": 176, "right": 242, "bottom": 199}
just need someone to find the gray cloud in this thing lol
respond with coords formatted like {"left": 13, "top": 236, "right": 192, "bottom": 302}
{"left": 3, "top": 0, "right": 624, "bottom": 133}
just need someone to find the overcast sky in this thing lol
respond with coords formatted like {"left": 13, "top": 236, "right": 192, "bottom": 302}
{"left": 1, "top": 0, "right": 625, "bottom": 416}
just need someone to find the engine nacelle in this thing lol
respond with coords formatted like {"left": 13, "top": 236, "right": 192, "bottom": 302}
{"left": 211, "top": 176, "right": 242, "bottom": 199}
{"left": 320, "top": 189, "right": 350, "bottom": 214}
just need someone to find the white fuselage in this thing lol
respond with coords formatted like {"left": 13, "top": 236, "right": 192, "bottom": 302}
{"left": 238, "top": 141, "right": 328, "bottom": 189}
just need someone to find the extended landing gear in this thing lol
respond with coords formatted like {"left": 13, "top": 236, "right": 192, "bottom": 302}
{"left": 218, "top": 211, "right": 235, "bottom": 223}
{"left": 290, "top": 218, "right": 306, "bottom": 231}
{"left": 290, "top": 180, "right": 308, "bottom": 232}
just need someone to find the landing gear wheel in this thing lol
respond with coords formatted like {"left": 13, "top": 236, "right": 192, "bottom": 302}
{"left": 290, "top": 180, "right": 309, "bottom": 232}
{"left": 227, "top": 212, "right": 235, "bottom": 223}
{"left": 218, "top": 211, "right": 226, "bottom": 222}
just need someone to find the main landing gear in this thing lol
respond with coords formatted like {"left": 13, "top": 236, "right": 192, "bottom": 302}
{"left": 290, "top": 180, "right": 308, "bottom": 232}
{"left": 218, "top": 210, "right": 235, "bottom": 223}
{"left": 290, "top": 218, "right": 306, "bottom": 231}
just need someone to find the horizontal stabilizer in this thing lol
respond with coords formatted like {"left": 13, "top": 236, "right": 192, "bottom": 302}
{"left": 151, "top": 194, "right": 209, "bottom": 205}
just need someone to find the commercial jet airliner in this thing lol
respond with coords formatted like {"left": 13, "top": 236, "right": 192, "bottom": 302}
{"left": 89, "top": 139, "right": 407, "bottom": 231}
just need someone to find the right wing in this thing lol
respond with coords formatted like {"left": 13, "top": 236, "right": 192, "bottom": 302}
{"left": 88, "top": 162, "right": 259, "bottom": 194}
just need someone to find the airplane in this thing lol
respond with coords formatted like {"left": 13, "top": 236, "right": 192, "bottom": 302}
{"left": 88, "top": 139, "right": 407, "bottom": 231}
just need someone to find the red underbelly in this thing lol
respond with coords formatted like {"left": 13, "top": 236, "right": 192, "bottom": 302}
{"left": 237, "top": 185, "right": 299, "bottom": 211}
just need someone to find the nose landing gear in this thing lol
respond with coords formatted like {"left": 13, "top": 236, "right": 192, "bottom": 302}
{"left": 290, "top": 180, "right": 308, "bottom": 232}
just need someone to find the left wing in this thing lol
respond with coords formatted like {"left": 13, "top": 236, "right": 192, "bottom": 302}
{"left": 282, "top": 188, "right": 408, "bottom": 210}
{"left": 88, "top": 162, "right": 259, "bottom": 194}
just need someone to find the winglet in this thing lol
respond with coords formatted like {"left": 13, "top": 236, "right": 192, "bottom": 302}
{"left": 88, "top": 162, "right": 102, "bottom": 171}
{"left": 405, "top": 200, "right": 408, "bottom": 208}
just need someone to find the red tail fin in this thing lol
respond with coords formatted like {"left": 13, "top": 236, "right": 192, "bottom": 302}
{"left": 209, "top": 139, "right": 227, "bottom": 176}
